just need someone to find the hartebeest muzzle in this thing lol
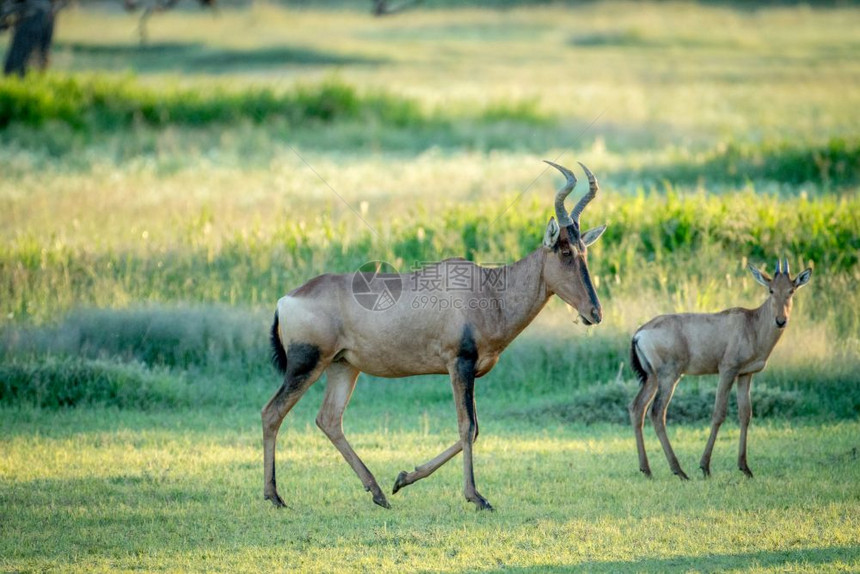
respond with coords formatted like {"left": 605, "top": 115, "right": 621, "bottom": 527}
{"left": 584, "top": 306, "right": 603, "bottom": 326}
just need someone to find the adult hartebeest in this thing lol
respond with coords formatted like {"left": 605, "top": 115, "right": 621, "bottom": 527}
{"left": 263, "top": 161, "right": 607, "bottom": 510}
{"left": 629, "top": 259, "right": 812, "bottom": 479}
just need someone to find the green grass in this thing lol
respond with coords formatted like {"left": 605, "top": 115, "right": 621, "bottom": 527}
{"left": 1, "top": 409, "right": 858, "bottom": 572}
{"left": 0, "top": 73, "right": 559, "bottom": 131}
{"left": 2, "top": 2, "right": 860, "bottom": 571}
{"left": 2, "top": 185, "right": 858, "bottom": 335}
{"left": 0, "top": 74, "right": 429, "bottom": 130}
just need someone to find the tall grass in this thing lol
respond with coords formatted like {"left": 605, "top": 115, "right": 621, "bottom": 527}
{"left": 1, "top": 188, "right": 857, "bottom": 417}
{"left": 0, "top": 74, "right": 553, "bottom": 132}
{"left": 2, "top": 188, "right": 856, "bottom": 326}
{"left": 0, "top": 357, "right": 184, "bottom": 409}
{"left": 1, "top": 3, "right": 859, "bottom": 421}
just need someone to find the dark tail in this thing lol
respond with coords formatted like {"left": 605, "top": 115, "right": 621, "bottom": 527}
{"left": 630, "top": 336, "right": 649, "bottom": 385}
{"left": 270, "top": 311, "right": 288, "bottom": 375}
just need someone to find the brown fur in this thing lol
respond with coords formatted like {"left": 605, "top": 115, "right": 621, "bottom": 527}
{"left": 629, "top": 264, "right": 812, "bottom": 480}
{"left": 262, "top": 162, "right": 607, "bottom": 510}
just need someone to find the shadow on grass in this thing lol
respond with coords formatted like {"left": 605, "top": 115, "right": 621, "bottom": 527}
{"left": 626, "top": 138, "right": 860, "bottom": 189}
{"left": 0, "top": 474, "right": 254, "bottom": 562}
{"left": 569, "top": 30, "right": 743, "bottom": 50}
{"left": 56, "top": 41, "right": 387, "bottom": 73}
{"left": 483, "top": 546, "right": 860, "bottom": 573}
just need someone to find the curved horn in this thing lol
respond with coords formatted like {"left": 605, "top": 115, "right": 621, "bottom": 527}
{"left": 570, "top": 162, "right": 599, "bottom": 224}
{"left": 774, "top": 259, "right": 780, "bottom": 276}
{"left": 544, "top": 160, "right": 576, "bottom": 228}
{"left": 783, "top": 257, "right": 790, "bottom": 276}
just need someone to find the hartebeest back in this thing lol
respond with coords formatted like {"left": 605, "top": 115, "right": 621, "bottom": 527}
{"left": 629, "top": 259, "right": 812, "bottom": 479}
{"left": 263, "top": 161, "right": 607, "bottom": 510}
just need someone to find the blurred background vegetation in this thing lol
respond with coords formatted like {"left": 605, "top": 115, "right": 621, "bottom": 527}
{"left": 1, "top": 1, "right": 858, "bottom": 422}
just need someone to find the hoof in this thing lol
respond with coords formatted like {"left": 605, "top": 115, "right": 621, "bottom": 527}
{"left": 392, "top": 470, "right": 409, "bottom": 495}
{"left": 264, "top": 492, "right": 287, "bottom": 508}
{"left": 740, "top": 466, "right": 754, "bottom": 478}
{"left": 700, "top": 466, "right": 711, "bottom": 478}
{"left": 468, "top": 494, "right": 494, "bottom": 511}
{"left": 373, "top": 492, "right": 392, "bottom": 509}
{"left": 640, "top": 468, "right": 653, "bottom": 479}
{"left": 675, "top": 470, "right": 690, "bottom": 481}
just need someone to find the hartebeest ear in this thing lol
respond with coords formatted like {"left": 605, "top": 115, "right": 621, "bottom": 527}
{"left": 581, "top": 224, "right": 607, "bottom": 247}
{"left": 793, "top": 268, "right": 812, "bottom": 289}
{"left": 748, "top": 264, "right": 772, "bottom": 288}
{"left": 543, "top": 217, "right": 560, "bottom": 248}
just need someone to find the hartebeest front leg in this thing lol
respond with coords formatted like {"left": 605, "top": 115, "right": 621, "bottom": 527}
{"left": 700, "top": 369, "right": 738, "bottom": 477}
{"left": 451, "top": 372, "right": 490, "bottom": 510}
{"left": 451, "top": 332, "right": 492, "bottom": 511}
{"left": 316, "top": 362, "right": 390, "bottom": 509}
{"left": 629, "top": 372, "right": 660, "bottom": 478}
{"left": 736, "top": 373, "right": 754, "bottom": 478}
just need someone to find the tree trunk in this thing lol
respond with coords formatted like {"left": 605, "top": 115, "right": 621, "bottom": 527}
{"left": 3, "top": 0, "right": 55, "bottom": 76}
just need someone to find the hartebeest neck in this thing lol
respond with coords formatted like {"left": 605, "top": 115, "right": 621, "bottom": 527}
{"left": 493, "top": 249, "right": 553, "bottom": 346}
{"left": 752, "top": 297, "right": 785, "bottom": 353}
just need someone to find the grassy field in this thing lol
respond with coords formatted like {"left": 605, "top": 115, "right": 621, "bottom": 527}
{"left": 1, "top": 1, "right": 859, "bottom": 572}
{"left": 2, "top": 410, "right": 859, "bottom": 572}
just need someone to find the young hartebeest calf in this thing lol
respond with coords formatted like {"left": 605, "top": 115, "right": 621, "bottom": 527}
{"left": 629, "top": 259, "right": 812, "bottom": 479}
{"left": 264, "top": 161, "right": 607, "bottom": 510}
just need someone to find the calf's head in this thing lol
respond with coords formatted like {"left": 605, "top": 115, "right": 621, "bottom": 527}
{"left": 749, "top": 259, "right": 812, "bottom": 328}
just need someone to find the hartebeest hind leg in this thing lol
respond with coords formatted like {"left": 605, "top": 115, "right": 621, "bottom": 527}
{"left": 262, "top": 348, "right": 327, "bottom": 508}
{"left": 699, "top": 369, "right": 738, "bottom": 477}
{"left": 392, "top": 334, "right": 491, "bottom": 510}
{"left": 316, "top": 361, "right": 390, "bottom": 509}
{"left": 629, "top": 373, "right": 660, "bottom": 477}
{"left": 735, "top": 373, "right": 754, "bottom": 477}
{"left": 650, "top": 373, "right": 689, "bottom": 480}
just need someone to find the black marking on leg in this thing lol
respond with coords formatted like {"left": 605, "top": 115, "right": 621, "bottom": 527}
{"left": 458, "top": 324, "right": 478, "bottom": 363}
{"left": 283, "top": 342, "right": 321, "bottom": 392}
{"left": 457, "top": 325, "right": 478, "bottom": 440}
{"left": 457, "top": 326, "right": 478, "bottom": 384}
{"left": 286, "top": 342, "right": 321, "bottom": 378}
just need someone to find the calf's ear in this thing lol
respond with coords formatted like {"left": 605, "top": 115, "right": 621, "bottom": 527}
{"left": 747, "top": 264, "right": 771, "bottom": 288}
{"left": 793, "top": 268, "right": 812, "bottom": 289}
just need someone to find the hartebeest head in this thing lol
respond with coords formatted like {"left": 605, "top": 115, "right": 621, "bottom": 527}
{"left": 541, "top": 161, "right": 607, "bottom": 325}
{"left": 748, "top": 258, "right": 812, "bottom": 329}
